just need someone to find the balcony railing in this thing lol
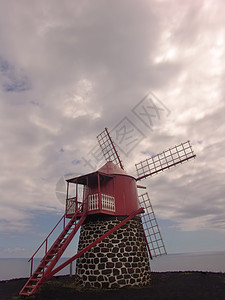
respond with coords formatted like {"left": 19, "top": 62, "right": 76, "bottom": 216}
{"left": 66, "top": 197, "right": 83, "bottom": 215}
{"left": 88, "top": 193, "right": 115, "bottom": 212}
{"left": 66, "top": 193, "right": 115, "bottom": 215}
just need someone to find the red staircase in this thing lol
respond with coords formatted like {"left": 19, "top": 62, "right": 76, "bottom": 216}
{"left": 19, "top": 207, "right": 144, "bottom": 296}
{"left": 20, "top": 208, "right": 87, "bottom": 296}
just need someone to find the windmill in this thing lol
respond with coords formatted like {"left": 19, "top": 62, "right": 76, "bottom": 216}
{"left": 20, "top": 128, "right": 196, "bottom": 295}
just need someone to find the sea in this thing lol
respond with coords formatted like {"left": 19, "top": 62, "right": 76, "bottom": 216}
{"left": 0, "top": 251, "right": 225, "bottom": 281}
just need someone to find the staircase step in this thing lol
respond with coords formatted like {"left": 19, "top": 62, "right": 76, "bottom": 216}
{"left": 20, "top": 291, "right": 33, "bottom": 295}
{"left": 25, "top": 285, "right": 36, "bottom": 289}
{"left": 50, "top": 249, "right": 57, "bottom": 253}
{"left": 29, "top": 278, "right": 40, "bottom": 282}
{"left": 46, "top": 254, "right": 55, "bottom": 259}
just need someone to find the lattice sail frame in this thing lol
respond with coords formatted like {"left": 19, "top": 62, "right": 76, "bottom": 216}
{"left": 97, "top": 128, "right": 124, "bottom": 169}
{"left": 136, "top": 141, "right": 196, "bottom": 180}
{"left": 139, "top": 192, "right": 167, "bottom": 258}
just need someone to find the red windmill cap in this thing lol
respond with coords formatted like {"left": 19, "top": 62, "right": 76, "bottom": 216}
{"left": 98, "top": 161, "right": 133, "bottom": 177}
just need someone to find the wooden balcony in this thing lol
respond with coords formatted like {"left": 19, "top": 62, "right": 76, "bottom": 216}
{"left": 65, "top": 193, "right": 115, "bottom": 218}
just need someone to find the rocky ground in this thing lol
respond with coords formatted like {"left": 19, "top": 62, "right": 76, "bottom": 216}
{"left": 0, "top": 272, "right": 225, "bottom": 300}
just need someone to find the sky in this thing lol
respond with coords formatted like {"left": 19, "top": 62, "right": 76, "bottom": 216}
{"left": 0, "top": 0, "right": 225, "bottom": 260}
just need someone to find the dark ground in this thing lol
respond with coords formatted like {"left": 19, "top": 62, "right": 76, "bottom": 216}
{"left": 0, "top": 272, "right": 225, "bottom": 300}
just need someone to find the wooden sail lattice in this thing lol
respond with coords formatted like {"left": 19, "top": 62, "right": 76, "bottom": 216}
{"left": 97, "top": 128, "right": 124, "bottom": 169}
{"left": 136, "top": 141, "right": 196, "bottom": 180}
{"left": 139, "top": 192, "right": 167, "bottom": 257}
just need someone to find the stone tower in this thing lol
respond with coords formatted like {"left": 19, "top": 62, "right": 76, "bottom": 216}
{"left": 76, "top": 214, "right": 151, "bottom": 288}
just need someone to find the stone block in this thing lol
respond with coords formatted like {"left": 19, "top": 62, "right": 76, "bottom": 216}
{"left": 89, "top": 264, "right": 96, "bottom": 269}
{"left": 118, "top": 279, "right": 126, "bottom": 285}
{"left": 100, "top": 257, "right": 107, "bottom": 263}
{"left": 125, "top": 262, "right": 131, "bottom": 268}
{"left": 115, "top": 262, "right": 122, "bottom": 268}
{"left": 98, "top": 275, "right": 104, "bottom": 281}
{"left": 112, "top": 247, "right": 119, "bottom": 253}
{"left": 102, "top": 269, "right": 111, "bottom": 275}
{"left": 98, "top": 263, "right": 105, "bottom": 269}
{"left": 94, "top": 257, "right": 99, "bottom": 264}
{"left": 128, "top": 268, "right": 134, "bottom": 274}
{"left": 92, "top": 247, "right": 99, "bottom": 253}
{"left": 89, "top": 276, "right": 96, "bottom": 282}
{"left": 111, "top": 283, "right": 120, "bottom": 289}
{"left": 125, "top": 246, "right": 132, "bottom": 252}
{"left": 106, "top": 262, "right": 114, "bottom": 268}
{"left": 97, "top": 252, "right": 104, "bottom": 258}
{"left": 101, "top": 247, "right": 109, "bottom": 253}
{"left": 120, "top": 257, "right": 127, "bottom": 262}
{"left": 107, "top": 252, "right": 115, "bottom": 258}
{"left": 109, "top": 276, "right": 116, "bottom": 283}
{"left": 112, "top": 257, "right": 118, "bottom": 262}
{"left": 113, "top": 268, "right": 120, "bottom": 276}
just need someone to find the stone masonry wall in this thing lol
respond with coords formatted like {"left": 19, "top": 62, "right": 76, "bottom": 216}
{"left": 75, "top": 215, "right": 151, "bottom": 289}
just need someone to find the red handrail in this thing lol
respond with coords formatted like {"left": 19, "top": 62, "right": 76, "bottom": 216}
{"left": 28, "top": 198, "right": 78, "bottom": 275}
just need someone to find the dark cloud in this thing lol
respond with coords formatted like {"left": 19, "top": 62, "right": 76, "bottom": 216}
{"left": 0, "top": 57, "right": 31, "bottom": 92}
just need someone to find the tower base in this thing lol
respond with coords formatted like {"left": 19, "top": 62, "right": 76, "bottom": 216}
{"left": 75, "top": 215, "right": 151, "bottom": 289}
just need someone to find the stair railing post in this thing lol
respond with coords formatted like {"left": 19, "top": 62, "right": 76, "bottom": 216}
{"left": 66, "top": 181, "right": 69, "bottom": 215}
{"left": 75, "top": 181, "right": 78, "bottom": 213}
{"left": 45, "top": 239, "right": 48, "bottom": 254}
{"left": 30, "top": 257, "right": 33, "bottom": 276}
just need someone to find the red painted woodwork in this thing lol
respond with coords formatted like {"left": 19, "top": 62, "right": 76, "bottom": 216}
{"left": 66, "top": 161, "right": 140, "bottom": 217}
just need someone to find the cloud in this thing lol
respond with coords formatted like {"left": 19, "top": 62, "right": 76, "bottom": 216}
{"left": 0, "top": 0, "right": 225, "bottom": 255}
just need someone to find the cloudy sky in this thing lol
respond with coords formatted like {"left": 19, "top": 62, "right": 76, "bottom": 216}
{"left": 1, "top": 0, "right": 225, "bottom": 260}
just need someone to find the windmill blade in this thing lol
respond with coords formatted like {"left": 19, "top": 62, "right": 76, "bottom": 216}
{"left": 136, "top": 141, "right": 196, "bottom": 180}
{"left": 97, "top": 128, "right": 124, "bottom": 169}
{"left": 139, "top": 192, "right": 167, "bottom": 258}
